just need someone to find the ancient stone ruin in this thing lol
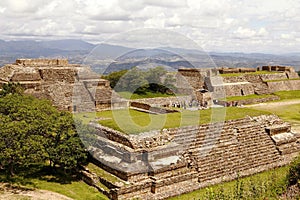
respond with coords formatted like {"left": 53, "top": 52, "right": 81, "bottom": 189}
{"left": 1, "top": 59, "right": 300, "bottom": 199}
{"left": 83, "top": 115, "right": 300, "bottom": 200}
{"left": 0, "top": 59, "right": 126, "bottom": 112}
{"left": 177, "top": 66, "right": 300, "bottom": 106}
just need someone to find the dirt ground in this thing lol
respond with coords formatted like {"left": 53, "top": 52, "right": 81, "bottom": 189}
{"left": 246, "top": 99, "right": 300, "bottom": 109}
{"left": 0, "top": 183, "right": 72, "bottom": 200}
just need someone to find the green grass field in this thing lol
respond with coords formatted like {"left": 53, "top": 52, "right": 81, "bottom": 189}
{"left": 220, "top": 71, "right": 279, "bottom": 77}
{"left": 220, "top": 94, "right": 274, "bottom": 101}
{"left": 168, "top": 166, "right": 289, "bottom": 200}
{"left": 252, "top": 102, "right": 300, "bottom": 129}
{"left": 0, "top": 165, "right": 108, "bottom": 200}
{"left": 96, "top": 107, "right": 269, "bottom": 134}
{"left": 274, "top": 90, "right": 300, "bottom": 100}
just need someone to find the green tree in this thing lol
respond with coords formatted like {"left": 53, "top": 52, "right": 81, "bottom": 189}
{"left": 0, "top": 82, "right": 24, "bottom": 97}
{"left": 43, "top": 111, "right": 87, "bottom": 171}
{"left": 102, "top": 69, "right": 128, "bottom": 88}
{"left": 145, "top": 66, "right": 167, "bottom": 92}
{"left": 115, "top": 67, "right": 148, "bottom": 94}
{"left": 0, "top": 90, "right": 87, "bottom": 176}
{"left": 0, "top": 94, "right": 48, "bottom": 176}
{"left": 162, "top": 73, "right": 176, "bottom": 94}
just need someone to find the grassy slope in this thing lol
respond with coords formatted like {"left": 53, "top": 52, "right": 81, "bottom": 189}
{"left": 168, "top": 166, "right": 289, "bottom": 200}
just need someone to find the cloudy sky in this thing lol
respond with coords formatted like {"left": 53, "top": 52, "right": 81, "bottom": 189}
{"left": 0, "top": 0, "right": 299, "bottom": 53}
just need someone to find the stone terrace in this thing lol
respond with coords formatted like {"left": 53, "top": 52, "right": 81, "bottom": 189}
{"left": 0, "top": 59, "right": 125, "bottom": 112}
{"left": 83, "top": 115, "right": 300, "bottom": 200}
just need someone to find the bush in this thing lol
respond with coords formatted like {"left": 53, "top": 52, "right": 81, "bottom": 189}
{"left": 287, "top": 155, "right": 300, "bottom": 186}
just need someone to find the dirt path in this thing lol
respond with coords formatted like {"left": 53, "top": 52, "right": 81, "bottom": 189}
{"left": 0, "top": 183, "right": 73, "bottom": 200}
{"left": 245, "top": 99, "right": 300, "bottom": 109}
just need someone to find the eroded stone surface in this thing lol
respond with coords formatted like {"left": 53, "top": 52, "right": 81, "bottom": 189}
{"left": 0, "top": 59, "right": 126, "bottom": 111}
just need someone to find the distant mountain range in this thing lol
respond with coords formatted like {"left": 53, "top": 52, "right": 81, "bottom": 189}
{"left": 0, "top": 39, "right": 299, "bottom": 74}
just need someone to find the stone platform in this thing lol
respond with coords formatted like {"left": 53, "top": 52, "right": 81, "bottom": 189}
{"left": 82, "top": 115, "right": 300, "bottom": 200}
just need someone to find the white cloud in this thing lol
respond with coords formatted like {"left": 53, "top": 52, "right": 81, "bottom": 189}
{"left": 144, "top": 0, "right": 187, "bottom": 8}
{"left": 0, "top": 0, "right": 299, "bottom": 53}
{"left": 234, "top": 27, "right": 257, "bottom": 38}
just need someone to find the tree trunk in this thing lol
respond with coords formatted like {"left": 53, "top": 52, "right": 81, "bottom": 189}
{"left": 9, "top": 163, "right": 15, "bottom": 177}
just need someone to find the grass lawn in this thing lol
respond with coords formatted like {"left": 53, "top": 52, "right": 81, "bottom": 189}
{"left": 87, "top": 163, "right": 124, "bottom": 184}
{"left": 168, "top": 166, "right": 289, "bottom": 200}
{"left": 0, "top": 165, "right": 108, "bottom": 200}
{"left": 96, "top": 107, "right": 270, "bottom": 134}
{"left": 220, "top": 71, "right": 279, "bottom": 77}
{"left": 274, "top": 90, "right": 300, "bottom": 100}
{"left": 252, "top": 103, "right": 300, "bottom": 128}
{"left": 75, "top": 90, "right": 300, "bottom": 134}
{"left": 118, "top": 91, "right": 174, "bottom": 99}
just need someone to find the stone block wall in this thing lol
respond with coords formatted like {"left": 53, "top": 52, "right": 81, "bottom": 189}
{"left": 267, "top": 80, "right": 300, "bottom": 93}
{"left": 11, "top": 72, "right": 42, "bottom": 82}
{"left": 216, "top": 95, "right": 280, "bottom": 106}
{"left": 131, "top": 96, "right": 193, "bottom": 107}
{"left": 223, "top": 83, "right": 254, "bottom": 96}
{"left": 39, "top": 68, "right": 77, "bottom": 83}
{"left": 16, "top": 58, "right": 68, "bottom": 66}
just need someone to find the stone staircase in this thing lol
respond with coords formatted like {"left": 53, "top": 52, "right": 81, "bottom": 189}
{"left": 245, "top": 75, "right": 270, "bottom": 95}
{"left": 72, "top": 81, "right": 96, "bottom": 112}
{"left": 171, "top": 117, "right": 292, "bottom": 183}
{"left": 268, "top": 125, "right": 300, "bottom": 155}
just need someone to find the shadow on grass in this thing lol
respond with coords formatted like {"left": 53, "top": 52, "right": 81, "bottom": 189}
{"left": 0, "top": 164, "right": 81, "bottom": 188}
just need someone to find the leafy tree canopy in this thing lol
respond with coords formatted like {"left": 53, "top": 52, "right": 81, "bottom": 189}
{"left": 0, "top": 84, "right": 87, "bottom": 176}
{"left": 102, "top": 67, "right": 175, "bottom": 94}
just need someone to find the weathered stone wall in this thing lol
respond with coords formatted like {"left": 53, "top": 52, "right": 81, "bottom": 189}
{"left": 16, "top": 58, "right": 68, "bottom": 66}
{"left": 267, "top": 80, "right": 300, "bottom": 93}
{"left": 262, "top": 65, "right": 295, "bottom": 72}
{"left": 223, "top": 83, "right": 254, "bottom": 96}
{"left": 131, "top": 96, "right": 193, "bottom": 107}
{"left": 219, "top": 67, "right": 256, "bottom": 74}
{"left": 92, "top": 123, "right": 135, "bottom": 149}
{"left": 39, "top": 68, "right": 77, "bottom": 83}
{"left": 130, "top": 101, "right": 179, "bottom": 114}
{"left": 260, "top": 73, "right": 288, "bottom": 81}
{"left": 177, "top": 68, "right": 209, "bottom": 89}
{"left": 216, "top": 95, "right": 280, "bottom": 106}
{"left": 11, "top": 72, "right": 42, "bottom": 81}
